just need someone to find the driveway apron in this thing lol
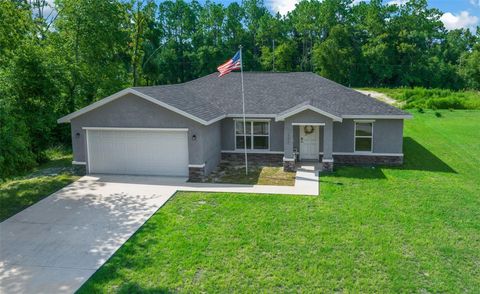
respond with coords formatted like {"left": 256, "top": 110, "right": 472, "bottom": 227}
{"left": 0, "top": 177, "right": 182, "bottom": 294}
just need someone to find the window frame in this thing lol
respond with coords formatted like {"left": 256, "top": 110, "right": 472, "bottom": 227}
{"left": 234, "top": 119, "right": 271, "bottom": 151}
{"left": 354, "top": 120, "right": 374, "bottom": 153}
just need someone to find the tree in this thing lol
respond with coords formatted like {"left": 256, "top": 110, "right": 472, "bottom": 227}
{"left": 388, "top": 0, "right": 444, "bottom": 87}
{"left": 53, "top": 0, "right": 129, "bottom": 110}
{"left": 128, "top": 0, "right": 156, "bottom": 86}
{"left": 313, "top": 25, "right": 356, "bottom": 85}
{"left": 459, "top": 43, "right": 480, "bottom": 89}
{"left": 261, "top": 41, "right": 298, "bottom": 71}
{"left": 157, "top": 0, "right": 197, "bottom": 83}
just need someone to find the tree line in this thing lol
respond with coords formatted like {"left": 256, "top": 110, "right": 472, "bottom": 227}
{"left": 1, "top": 0, "right": 479, "bottom": 178}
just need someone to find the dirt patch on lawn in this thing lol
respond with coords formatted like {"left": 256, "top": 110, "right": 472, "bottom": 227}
{"left": 356, "top": 89, "right": 405, "bottom": 107}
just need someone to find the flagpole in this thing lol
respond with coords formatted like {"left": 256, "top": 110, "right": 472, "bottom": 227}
{"left": 239, "top": 45, "right": 248, "bottom": 175}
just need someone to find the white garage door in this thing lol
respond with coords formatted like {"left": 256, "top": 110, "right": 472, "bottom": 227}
{"left": 86, "top": 128, "right": 189, "bottom": 176}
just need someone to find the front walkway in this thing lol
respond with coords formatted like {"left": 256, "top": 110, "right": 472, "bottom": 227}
{"left": 0, "top": 165, "right": 319, "bottom": 293}
{"left": 90, "top": 163, "right": 320, "bottom": 196}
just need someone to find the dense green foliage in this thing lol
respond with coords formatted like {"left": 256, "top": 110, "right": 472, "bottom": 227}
{"left": 365, "top": 88, "right": 480, "bottom": 110}
{"left": 78, "top": 110, "right": 480, "bottom": 292}
{"left": 1, "top": 0, "right": 479, "bottom": 178}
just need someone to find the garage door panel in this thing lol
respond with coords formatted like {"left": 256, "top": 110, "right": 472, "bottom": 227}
{"left": 87, "top": 129, "right": 188, "bottom": 176}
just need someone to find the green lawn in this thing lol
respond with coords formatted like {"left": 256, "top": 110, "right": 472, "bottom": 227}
{"left": 0, "top": 148, "right": 80, "bottom": 221}
{"left": 75, "top": 110, "right": 477, "bottom": 292}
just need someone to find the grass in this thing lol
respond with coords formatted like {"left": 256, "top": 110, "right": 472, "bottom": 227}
{"left": 0, "top": 147, "right": 80, "bottom": 222}
{"left": 199, "top": 165, "right": 296, "bottom": 186}
{"left": 79, "top": 110, "right": 480, "bottom": 293}
{"left": 361, "top": 87, "right": 480, "bottom": 110}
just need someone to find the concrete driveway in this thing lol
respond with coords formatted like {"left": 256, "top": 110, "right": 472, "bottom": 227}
{"left": 0, "top": 176, "right": 185, "bottom": 294}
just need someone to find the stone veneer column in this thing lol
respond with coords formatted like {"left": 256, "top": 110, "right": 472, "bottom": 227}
{"left": 189, "top": 165, "right": 206, "bottom": 181}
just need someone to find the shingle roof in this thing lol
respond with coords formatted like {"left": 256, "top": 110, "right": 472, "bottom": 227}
{"left": 133, "top": 72, "right": 410, "bottom": 122}
{"left": 131, "top": 84, "right": 225, "bottom": 122}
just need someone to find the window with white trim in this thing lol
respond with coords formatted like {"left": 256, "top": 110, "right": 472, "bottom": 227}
{"left": 235, "top": 120, "right": 269, "bottom": 150}
{"left": 354, "top": 122, "right": 373, "bottom": 152}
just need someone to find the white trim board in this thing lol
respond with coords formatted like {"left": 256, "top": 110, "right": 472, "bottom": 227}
{"left": 221, "top": 150, "right": 284, "bottom": 154}
{"left": 57, "top": 88, "right": 225, "bottom": 126}
{"left": 72, "top": 161, "right": 86, "bottom": 165}
{"left": 227, "top": 114, "right": 276, "bottom": 118}
{"left": 292, "top": 122, "right": 325, "bottom": 126}
{"left": 276, "top": 104, "right": 343, "bottom": 122}
{"left": 86, "top": 130, "right": 91, "bottom": 174}
{"left": 233, "top": 118, "right": 271, "bottom": 122}
{"left": 353, "top": 119, "right": 375, "bottom": 123}
{"left": 343, "top": 114, "right": 412, "bottom": 119}
{"left": 321, "top": 152, "right": 404, "bottom": 157}
{"left": 222, "top": 150, "right": 404, "bottom": 156}
{"left": 188, "top": 164, "right": 206, "bottom": 168}
{"left": 82, "top": 127, "right": 188, "bottom": 132}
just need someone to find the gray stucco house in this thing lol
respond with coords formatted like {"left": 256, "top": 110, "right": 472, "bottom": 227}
{"left": 58, "top": 72, "right": 412, "bottom": 179}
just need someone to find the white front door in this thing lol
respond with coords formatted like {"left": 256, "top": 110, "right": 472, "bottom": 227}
{"left": 299, "top": 125, "right": 319, "bottom": 160}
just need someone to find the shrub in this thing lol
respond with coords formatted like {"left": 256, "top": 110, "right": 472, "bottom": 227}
{"left": 417, "top": 107, "right": 424, "bottom": 113}
{"left": 435, "top": 112, "right": 442, "bottom": 118}
{"left": 0, "top": 105, "right": 36, "bottom": 179}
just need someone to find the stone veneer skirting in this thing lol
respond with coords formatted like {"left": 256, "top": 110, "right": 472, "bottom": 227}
{"left": 75, "top": 153, "right": 403, "bottom": 180}
{"left": 333, "top": 154, "right": 403, "bottom": 165}
{"left": 221, "top": 152, "right": 284, "bottom": 165}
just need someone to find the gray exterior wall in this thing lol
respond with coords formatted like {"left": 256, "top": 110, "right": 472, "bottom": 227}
{"left": 220, "top": 118, "right": 284, "bottom": 152}
{"left": 202, "top": 120, "right": 221, "bottom": 174}
{"left": 333, "top": 119, "right": 404, "bottom": 154}
{"left": 372, "top": 119, "right": 404, "bottom": 153}
{"left": 333, "top": 120, "right": 354, "bottom": 152}
{"left": 70, "top": 93, "right": 219, "bottom": 170}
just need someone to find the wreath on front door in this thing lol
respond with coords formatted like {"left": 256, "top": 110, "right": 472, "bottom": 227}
{"left": 304, "top": 125, "right": 314, "bottom": 134}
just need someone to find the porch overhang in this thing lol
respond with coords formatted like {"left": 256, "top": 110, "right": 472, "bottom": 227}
{"left": 275, "top": 104, "right": 343, "bottom": 122}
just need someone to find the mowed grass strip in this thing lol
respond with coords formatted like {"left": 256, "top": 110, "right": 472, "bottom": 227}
{"left": 79, "top": 110, "right": 480, "bottom": 293}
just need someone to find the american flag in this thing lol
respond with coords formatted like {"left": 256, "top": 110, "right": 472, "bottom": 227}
{"left": 217, "top": 51, "right": 241, "bottom": 77}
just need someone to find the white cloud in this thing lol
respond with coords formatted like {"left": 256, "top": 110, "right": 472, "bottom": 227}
{"left": 387, "top": 0, "right": 408, "bottom": 5}
{"left": 267, "top": 0, "right": 300, "bottom": 16}
{"left": 266, "top": 0, "right": 368, "bottom": 15}
{"left": 470, "top": 0, "right": 480, "bottom": 7}
{"left": 440, "top": 11, "right": 479, "bottom": 31}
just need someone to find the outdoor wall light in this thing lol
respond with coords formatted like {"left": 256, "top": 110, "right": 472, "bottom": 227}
{"left": 192, "top": 134, "right": 197, "bottom": 141}
{"left": 76, "top": 132, "right": 81, "bottom": 138}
